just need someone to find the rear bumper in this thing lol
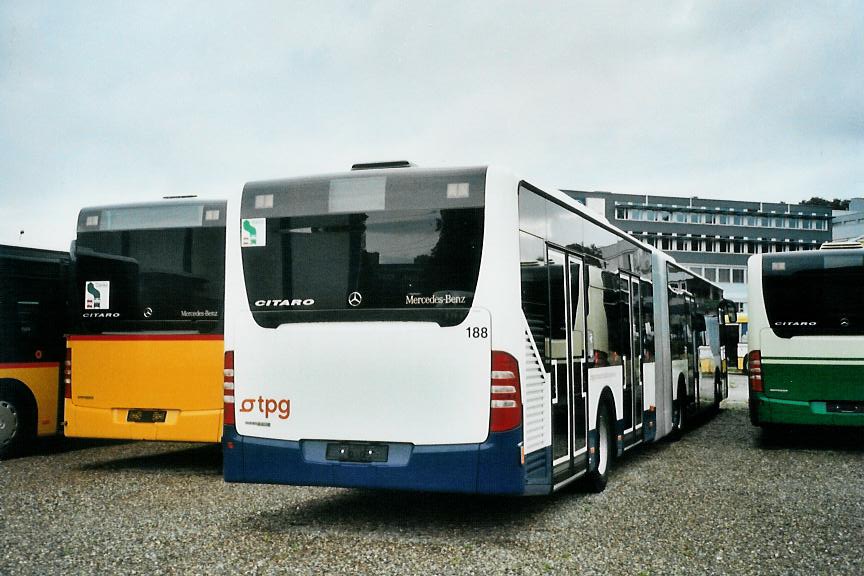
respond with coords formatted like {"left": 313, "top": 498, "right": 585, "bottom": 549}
{"left": 64, "top": 401, "right": 223, "bottom": 442}
{"left": 223, "top": 426, "right": 529, "bottom": 495}
{"left": 750, "top": 394, "right": 864, "bottom": 427}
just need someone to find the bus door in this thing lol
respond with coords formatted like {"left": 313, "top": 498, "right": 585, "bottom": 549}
{"left": 619, "top": 273, "right": 643, "bottom": 434}
{"left": 568, "top": 254, "right": 588, "bottom": 460}
{"left": 629, "top": 277, "right": 643, "bottom": 431}
{"left": 685, "top": 295, "right": 698, "bottom": 405}
{"left": 547, "top": 248, "right": 572, "bottom": 475}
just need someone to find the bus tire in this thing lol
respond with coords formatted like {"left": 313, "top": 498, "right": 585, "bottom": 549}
{"left": 760, "top": 423, "right": 786, "bottom": 445}
{"left": 585, "top": 401, "right": 613, "bottom": 493}
{"left": 0, "top": 382, "right": 34, "bottom": 459}
{"left": 670, "top": 378, "right": 687, "bottom": 441}
{"left": 713, "top": 370, "right": 723, "bottom": 412}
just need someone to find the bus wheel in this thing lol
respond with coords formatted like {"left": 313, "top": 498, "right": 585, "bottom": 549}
{"left": 713, "top": 372, "right": 723, "bottom": 412}
{"left": 670, "top": 381, "right": 687, "bottom": 440}
{"left": 0, "top": 383, "right": 33, "bottom": 459}
{"left": 585, "top": 402, "right": 612, "bottom": 493}
{"left": 0, "top": 395, "right": 22, "bottom": 459}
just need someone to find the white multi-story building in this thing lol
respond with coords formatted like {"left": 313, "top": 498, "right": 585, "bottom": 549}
{"left": 563, "top": 191, "right": 833, "bottom": 315}
{"left": 832, "top": 198, "right": 864, "bottom": 242}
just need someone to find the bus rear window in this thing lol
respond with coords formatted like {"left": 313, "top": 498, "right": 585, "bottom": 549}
{"left": 762, "top": 252, "right": 864, "bottom": 337}
{"left": 241, "top": 168, "right": 486, "bottom": 327}
{"left": 75, "top": 226, "right": 225, "bottom": 334}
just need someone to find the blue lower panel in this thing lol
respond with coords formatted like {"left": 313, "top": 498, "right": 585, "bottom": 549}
{"left": 223, "top": 426, "right": 527, "bottom": 495}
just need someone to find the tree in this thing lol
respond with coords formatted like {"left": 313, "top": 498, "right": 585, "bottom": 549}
{"left": 799, "top": 197, "right": 850, "bottom": 210}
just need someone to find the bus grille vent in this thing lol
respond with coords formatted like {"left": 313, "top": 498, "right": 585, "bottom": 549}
{"left": 523, "top": 329, "right": 549, "bottom": 454}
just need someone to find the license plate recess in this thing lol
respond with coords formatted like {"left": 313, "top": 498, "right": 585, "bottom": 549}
{"left": 127, "top": 409, "right": 167, "bottom": 423}
{"left": 325, "top": 442, "right": 389, "bottom": 463}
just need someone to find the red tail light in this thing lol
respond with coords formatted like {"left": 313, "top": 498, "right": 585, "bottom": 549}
{"left": 64, "top": 348, "right": 72, "bottom": 399}
{"left": 224, "top": 351, "right": 235, "bottom": 426}
{"left": 490, "top": 351, "right": 521, "bottom": 433}
{"left": 748, "top": 350, "right": 763, "bottom": 393}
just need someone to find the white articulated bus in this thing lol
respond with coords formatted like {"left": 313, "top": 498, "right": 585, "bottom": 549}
{"left": 223, "top": 163, "right": 733, "bottom": 494}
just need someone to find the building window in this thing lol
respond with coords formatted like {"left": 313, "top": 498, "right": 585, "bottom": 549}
{"left": 660, "top": 235, "right": 671, "bottom": 250}
{"left": 718, "top": 214, "right": 728, "bottom": 225}
{"left": 733, "top": 214, "right": 743, "bottom": 226}
{"left": 690, "top": 212, "right": 701, "bottom": 224}
{"left": 704, "top": 239, "right": 714, "bottom": 252}
{"left": 616, "top": 207, "right": 626, "bottom": 220}
{"left": 718, "top": 268, "right": 731, "bottom": 283}
{"left": 786, "top": 218, "right": 798, "bottom": 229}
{"left": 675, "top": 212, "right": 687, "bottom": 223}
{"left": 733, "top": 240, "right": 744, "bottom": 254}
{"left": 760, "top": 216, "right": 771, "bottom": 227}
{"left": 644, "top": 210, "right": 656, "bottom": 221}
{"left": 719, "top": 240, "right": 729, "bottom": 253}
{"left": 704, "top": 267, "right": 717, "bottom": 281}
{"left": 704, "top": 213, "right": 716, "bottom": 225}
{"left": 747, "top": 241, "right": 757, "bottom": 254}
{"left": 691, "top": 266, "right": 703, "bottom": 276}
{"left": 659, "top": 211, "right": 671, "bottom": 222}
{"left": 732, "top": 269, "right": 745, "bottom": 283}
{"left": 690, "top": 238, "right": 701, "bottom": 251}
{"left": 676, "top": 238, "right": 686, "bottom": 250}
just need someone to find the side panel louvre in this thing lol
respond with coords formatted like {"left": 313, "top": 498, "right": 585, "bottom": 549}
{"left": 522, "top": 325, "right": 550, "bottom": 454}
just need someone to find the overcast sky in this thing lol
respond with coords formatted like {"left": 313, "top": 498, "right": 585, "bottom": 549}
{"left": 1, "top": 1, "right": 862, "bottom": 250}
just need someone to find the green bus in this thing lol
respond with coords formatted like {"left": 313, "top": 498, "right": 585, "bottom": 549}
{"left": 747, "top": 242, "right": 864, "bottom": 430}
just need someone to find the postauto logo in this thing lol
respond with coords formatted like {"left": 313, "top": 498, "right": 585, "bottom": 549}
{"left": 238, "top": 396, "right": 291, "bottom": 420}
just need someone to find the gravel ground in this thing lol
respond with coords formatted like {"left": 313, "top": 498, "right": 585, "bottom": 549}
{"left": 2, "top": 377, "right": 863, "bottom": 575}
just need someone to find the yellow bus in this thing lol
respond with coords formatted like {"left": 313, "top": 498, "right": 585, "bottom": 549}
{"left": 64, "top": 199, "right": 226, "bottom": 442}
{"left": 0, "top": 245, "right": 70, "bottom": 458}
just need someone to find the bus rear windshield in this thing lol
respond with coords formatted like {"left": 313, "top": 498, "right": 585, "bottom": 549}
{"left": 762, "top": 252, "right": 864, "bottom": 337}
{"left": 75, "top": 227, "right": 225, "bottom": 334}
{"left": 241, "top": 168, "right": 486, "bottom": 327}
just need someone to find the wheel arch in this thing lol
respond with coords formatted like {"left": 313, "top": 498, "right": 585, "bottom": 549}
{"left": 0, "top": 378, "right": 38, "bottom": 429}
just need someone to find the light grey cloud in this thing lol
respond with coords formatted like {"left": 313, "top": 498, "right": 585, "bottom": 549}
{"left": 1, "top": 0, "right": 861, "bottom": 250}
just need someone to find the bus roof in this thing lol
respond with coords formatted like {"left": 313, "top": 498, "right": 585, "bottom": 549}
{"left": 242, "top": 162, "right": 670, "bottom": 268}
{"left": 77, "top": 199, "right": 227, "bottom": 232}
{"left": 0, "top": 244, "right": 70, "bottom": 263}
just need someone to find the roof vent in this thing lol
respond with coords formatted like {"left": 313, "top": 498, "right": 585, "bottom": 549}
{"left": 351, "top": 161, "right": 416, "bottom": 171}
{"left": 820, "top": 239, "right": 864, "bottom": 250}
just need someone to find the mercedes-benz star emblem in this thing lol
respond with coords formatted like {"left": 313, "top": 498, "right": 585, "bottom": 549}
{"left": 143, "top": 307, "right": 153, "bottom": 318}
{"left": 348, "top": 292, "right": 363, "bottom": 307}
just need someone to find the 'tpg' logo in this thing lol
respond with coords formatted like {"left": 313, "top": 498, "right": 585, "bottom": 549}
{"left": 239, "top": 396, "right": 291, "bottom": 420}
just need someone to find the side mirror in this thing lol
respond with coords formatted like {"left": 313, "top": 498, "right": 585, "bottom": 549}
{"left": 722, "top": 299, "right": 738, "bottom": 324}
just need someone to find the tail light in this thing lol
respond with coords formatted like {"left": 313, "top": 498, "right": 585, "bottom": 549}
{"left": 224, "top": 351, "right": 235, "bottom": 426}
{"left": 64, "top": 348, "right": 72, "bottom": 399}
{"left": 490, "top": 351, "right": 521, "bottom": 433}
{"left": 748, "top": 350, "right": 763, "bottom": 393}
